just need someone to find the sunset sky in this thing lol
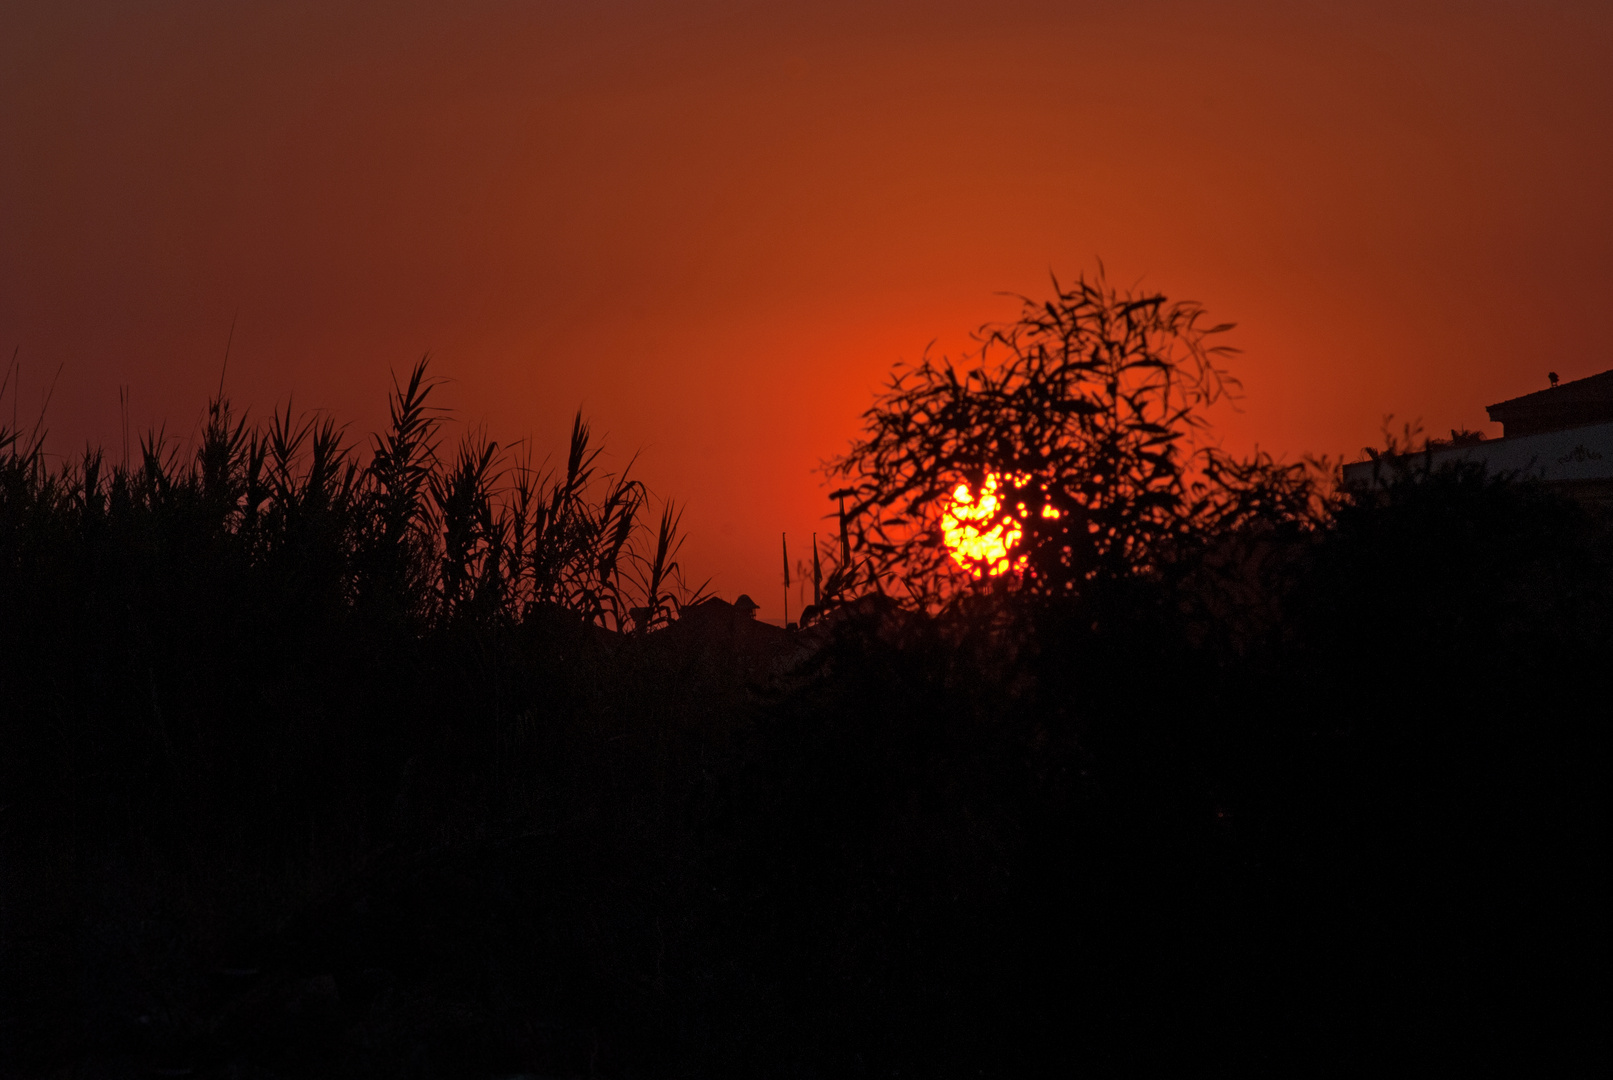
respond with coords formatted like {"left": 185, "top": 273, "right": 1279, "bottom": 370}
{"left": 4, "top": 1, "right": 1610, "bottom": 607}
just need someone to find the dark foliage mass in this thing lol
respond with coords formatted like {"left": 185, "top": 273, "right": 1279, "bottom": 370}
{"left": 2, "top": 297, "right": 1607, "bottom": 1077}
{"left": 829, "top": 268, "right": 1316, "bottom": 609}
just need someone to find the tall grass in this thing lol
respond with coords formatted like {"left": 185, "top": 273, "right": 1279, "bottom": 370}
{"left": 1, "top": 357, "right": 700, "bottom": 638}
{"left": 0, "top": 357, "right": 708, "bottom": 870}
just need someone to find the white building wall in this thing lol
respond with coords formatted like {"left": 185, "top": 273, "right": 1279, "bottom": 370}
{"left": 1341, "top": 420, "right": 1613, "bottom": 489}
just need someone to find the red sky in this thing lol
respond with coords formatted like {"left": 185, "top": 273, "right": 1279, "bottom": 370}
{"left": 4, "top": 1, "right": 1611, "bottom": 609}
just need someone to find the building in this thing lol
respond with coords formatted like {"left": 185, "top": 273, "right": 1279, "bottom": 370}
{"left": 1486, "top": 369, "right": 1613, "bottom": 437}
{"left": 1341, "top": 369, "right": 1613, "bottom": 505}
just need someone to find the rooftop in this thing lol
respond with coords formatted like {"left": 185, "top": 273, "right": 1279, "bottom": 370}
{"left": 1486, "top": 369, "right": 1613, "bottom": 438}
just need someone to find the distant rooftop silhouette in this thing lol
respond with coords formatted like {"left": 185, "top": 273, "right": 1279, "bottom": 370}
{"left": 1487, "top": 368, "right": 1613, "bottom": 438}
{"left": 1344, "top": 366, "right": 1613, "bottom": 505}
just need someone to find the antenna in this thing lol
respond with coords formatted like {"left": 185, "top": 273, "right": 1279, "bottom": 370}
{"left": 782, "top": 532, "right": 790, "bottom": 626}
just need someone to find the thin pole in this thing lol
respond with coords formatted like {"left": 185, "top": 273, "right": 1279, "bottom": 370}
{"left": 782, "top": 531, "right": 790, "bottom": 625}
{"left": 838, "top": 494, "right": 851, "bottom": 569}
{"left": 218, "top": 312, "right": 237, "bottom": 400}
{"left": 812, "top": 532, "right": 821, "bottom": 606}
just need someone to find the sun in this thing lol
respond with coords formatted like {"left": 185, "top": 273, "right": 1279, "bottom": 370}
{"left": 941, "top": 473, "right": 1024, "bottom": 576}
{"left": 941, "top": 473, "right": 1062, "bottom": 576}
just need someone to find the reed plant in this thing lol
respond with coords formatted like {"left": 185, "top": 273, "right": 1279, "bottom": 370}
{"left": 0, "top": 356, "right": 707, "bottom": 864}
{"left": 3, "top": 358, "right": 698, "bottom": 634}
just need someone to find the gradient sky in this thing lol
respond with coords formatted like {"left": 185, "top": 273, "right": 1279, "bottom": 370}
{"left": 4, "top": 1, "right": 1611, "bottom": 608}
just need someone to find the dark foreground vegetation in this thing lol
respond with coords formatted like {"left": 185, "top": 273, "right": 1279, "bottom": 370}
{"left": 3, "top": 285, "right": 1608, "bottom": 1076}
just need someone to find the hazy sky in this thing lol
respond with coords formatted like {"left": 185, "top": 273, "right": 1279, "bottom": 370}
{"left": 4, "top": 1, "right": 1610, "bottom": 606}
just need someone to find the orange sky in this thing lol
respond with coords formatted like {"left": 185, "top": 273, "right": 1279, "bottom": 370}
{"left": 4, "top": 1, "right": 1611, "bottom": 609}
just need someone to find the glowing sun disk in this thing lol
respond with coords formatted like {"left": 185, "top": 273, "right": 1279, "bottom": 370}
{"left": 941, "top": 473, "right": 1025, "bottom": 576}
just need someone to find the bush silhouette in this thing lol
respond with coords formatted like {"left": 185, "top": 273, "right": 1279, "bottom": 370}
{"left": 0, "top": 326, "right": 1606, "bottom": 1075}
{"left": 829, "top": 268, "right": 1316, "bottom": 613}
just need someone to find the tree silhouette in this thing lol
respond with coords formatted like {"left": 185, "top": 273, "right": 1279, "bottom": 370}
{"left": 830, "top": 267, "right": 1315, "bottom": 609}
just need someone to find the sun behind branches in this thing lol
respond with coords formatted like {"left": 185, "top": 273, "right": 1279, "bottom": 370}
{"left": 941, "top": 473, "right": 1061, "bottom": 576}
{"left": 941, "top": 474, "right": 1020, "bottom": 576}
